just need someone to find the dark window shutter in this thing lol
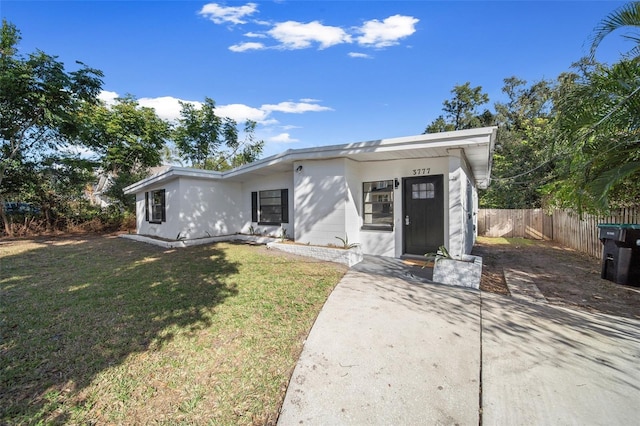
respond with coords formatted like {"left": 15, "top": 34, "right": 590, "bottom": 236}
{"left": 251, "top": 192, "right": 258, "bottom": 222}
{"left": 145, "top": 192, "right": 149, "bottom": 222}
{"left": 160, "top": 189, "right": 166, "bottom": 222}
{"left": 281, "top": 189, "right": 289, "bottom": 223}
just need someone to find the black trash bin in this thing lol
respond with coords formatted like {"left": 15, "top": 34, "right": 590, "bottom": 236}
{"left": 597, "top": 224, "right": 640, "bottom": 286}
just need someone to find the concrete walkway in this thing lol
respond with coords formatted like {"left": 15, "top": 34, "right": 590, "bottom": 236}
{"left": 278, "top": 258, "right": 640, "bottom": 425}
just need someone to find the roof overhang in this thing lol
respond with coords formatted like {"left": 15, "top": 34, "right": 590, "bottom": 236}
{"left": 124, "top": 127, "right": 497, "bottom": 194}
{"left": 123, "top": 167, "right": 224, "bottom": 195}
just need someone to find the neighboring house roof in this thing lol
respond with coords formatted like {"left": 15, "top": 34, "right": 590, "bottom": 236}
{"left": 124, "top": 127, "right": 497, "bottom": 195}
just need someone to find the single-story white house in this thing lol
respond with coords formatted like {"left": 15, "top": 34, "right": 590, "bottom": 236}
{"left": 124, "top": 127, "right": 496, "bottom": 259}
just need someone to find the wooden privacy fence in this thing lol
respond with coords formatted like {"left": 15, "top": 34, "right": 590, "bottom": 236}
{"left": 478, "top": 207, "right": 640, "bottom": 258}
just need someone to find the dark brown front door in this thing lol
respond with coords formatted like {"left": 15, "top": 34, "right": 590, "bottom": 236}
{"left": 403, "top": 175, "right": 444, "bottom": 255}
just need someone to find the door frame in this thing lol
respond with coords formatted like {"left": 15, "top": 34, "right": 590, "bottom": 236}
{"left": 402, "top": 175, "right": 445, "bottom": 256}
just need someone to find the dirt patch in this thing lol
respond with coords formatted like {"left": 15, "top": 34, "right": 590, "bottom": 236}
{"left": 473, "top": 237, "right": 640, "bottom": 320}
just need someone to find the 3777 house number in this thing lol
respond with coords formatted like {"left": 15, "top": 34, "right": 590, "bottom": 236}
{"left": 412, "top": 168, "right": 431, "bottom": 175}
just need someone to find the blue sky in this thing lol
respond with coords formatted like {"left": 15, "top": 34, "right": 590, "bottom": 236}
{"left": 2, "top": 1, "right": 630, "bottom": 158}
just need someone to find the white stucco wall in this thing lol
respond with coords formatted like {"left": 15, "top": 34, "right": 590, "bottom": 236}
{"left": 447, "top": 149, "right": 477, "bottom": 258}
{"left": 133, "top": 151, "right": 479, "bottom": 259}
{"left": 358, "top": 157, "right": 449, "bottom": 257}
{"left": 294, "top": 159, "right": 349, "bottom": 246}
{"left": 344, "top": 159, "right": 362, "bottom": 246}
{"left": 241, "top": 171, "right": 294, "bottom": 238}
{"left": 294, "top": 157, "right": 451, "bottom": 258}
{"left": 135, "top": 179, "right": 181, "bottom": 240}
{"left": 176, "top": 177, "right": 243, "bottom": 239}
{"left": 459, "top": 173, "right": 479, "bottom": 255}
{"left": 135, "top": 177, "right": 243, "bottom": 240}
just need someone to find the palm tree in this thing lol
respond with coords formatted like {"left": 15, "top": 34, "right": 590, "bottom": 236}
{"left": 547, "top": 3, "right": 640, "bottom": 212}
{"left": 590, "top": 2, "right": 640, "bottom": 59}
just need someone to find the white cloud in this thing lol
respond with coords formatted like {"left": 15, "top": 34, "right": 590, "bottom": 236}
{"left": 138, "top": 96, "right": 200, "bottom": 121}
{"left": 138, "top": 98, "right": 273, "bottom": 125}
{"left": 269, "top": 133, "right": 299, "bottom": 143}
{"left": 229, "top": 41, "right": 266, "bottom": 52}
{"left": 96, "top": 93, "right": 331, "bottom": 146}
{"left": 356, "top": 15, "right": 419, "bottom": 48}
{"left": 216, "top": 103, "right": 269, "bottom": 123}
{"left": 262, "top": 101, "right": 333, "bottom": 114}
{"left": 199, "top": 2, "right": 258, "bottom": 25}
{"left": 198, "top": 3, "right": 419, "bottom": 53}
{"left": 280, "top": 124, "right": 301, "bottom": 130}
{"left": 244, "top": 31, "right": 267, "bottom": 38}
{"left": 268, "top": 20, "right": 352, "bottom": 50}
{"left": 98, "top": 90, "right": 119, "bottom": 106}
{"left": 348, "top": 52, "right": 373, "bottom": 59}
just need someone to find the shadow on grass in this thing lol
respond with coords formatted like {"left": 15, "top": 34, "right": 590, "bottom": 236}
{"left": 0, "top": 235, "right": 239, "bottom": 424}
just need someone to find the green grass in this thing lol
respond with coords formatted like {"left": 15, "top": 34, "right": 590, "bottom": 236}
{"left": 0, "top": 235, "right": 346, "bottom": 425}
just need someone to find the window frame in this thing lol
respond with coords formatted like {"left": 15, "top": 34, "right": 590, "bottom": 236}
{"left": 362, "top": 180, "right": 394, "bottom": 231}
{"left": 145, "top": 189, "right": 166, "bottom": 224}
{"left": 411, "top": 182, "right": 435, "bottom": 200}
{"left": 251, "top": 188, "right": 289, "bottom": 225}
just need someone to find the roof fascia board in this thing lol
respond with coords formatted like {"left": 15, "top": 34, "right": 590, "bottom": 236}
{"left": 124, "top": 127, "right": 498, "bottom": 193}
{"left": 484, "top": 127, "right": 498, "bottom": 187}
{"left": 123, "top": 167, "right": 223, "bottom": 194}
{"left": 223, "top": 127, "right": 496, "bottom": 179}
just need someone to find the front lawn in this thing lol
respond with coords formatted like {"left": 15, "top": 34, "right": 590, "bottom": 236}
{"left": 0, "top": 235, "right": 346, "bottom": 424}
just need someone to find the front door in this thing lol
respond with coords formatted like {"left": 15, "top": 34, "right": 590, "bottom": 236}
{"left": 403, "top": 175, "right": 444, "bottom": 255}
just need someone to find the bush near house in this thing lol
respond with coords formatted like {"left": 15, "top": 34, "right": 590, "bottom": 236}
{"left": 1, "top": 203, "right": 135, "bottom": 237}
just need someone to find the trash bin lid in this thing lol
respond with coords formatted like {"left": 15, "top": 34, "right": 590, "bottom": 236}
{"left": 597, "top": 223, "right": 640, "bottom": 230}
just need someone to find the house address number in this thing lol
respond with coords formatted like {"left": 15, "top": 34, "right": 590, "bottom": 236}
{"left": 412, "top": 168, "right": 431, "bottom": 175}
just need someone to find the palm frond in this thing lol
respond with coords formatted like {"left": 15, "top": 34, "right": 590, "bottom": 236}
{"left": 587, "top": 161, "right": 640, "bottom": 208}
{"left": 589, "top": 2, "right": 640, "bottom": 58}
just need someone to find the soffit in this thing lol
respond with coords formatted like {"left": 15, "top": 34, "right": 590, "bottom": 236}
{"left": 125, "top": 127, "right": 496, "bottom": 193}
{"left": 223, "top": 128, "right": 496, "bottom": 188}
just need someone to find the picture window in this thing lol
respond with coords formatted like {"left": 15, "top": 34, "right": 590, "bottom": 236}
{"left": 362, "top": 180, "right": 394, "bottom": 230}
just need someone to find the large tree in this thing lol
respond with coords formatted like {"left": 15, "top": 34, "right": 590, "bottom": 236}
{"left": 24, "top": 155, "right": 97, "bottom": 230}
{"left": 78, "top": 95, "right": 170, "bottom": 211}
{"left": 543, "top": 2, "right": 640, "bottom": 212}
{"left": 480, "top": 77, "right": 557, "bottom": 208}
{"left": 545, "top": 59, "right": 640, "bottom": 212}
{"left": 173, "top": 97, "right": 263, "bottom": 170}
{"left": 424, "top": 82, "right": 492, "bottom": 133}
{"left": 0, "top": 19, "right": 103, "bottom": 234}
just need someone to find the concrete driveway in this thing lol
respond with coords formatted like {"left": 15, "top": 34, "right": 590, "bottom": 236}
{"left": 278, "top": 258, "right": 640, "bottom": 425}
{"left": 482, "top": 291, "right": 640, "bottom": 425}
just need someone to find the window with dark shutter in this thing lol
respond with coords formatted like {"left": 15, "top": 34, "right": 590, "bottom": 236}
{"left": 149, "top": 189, "right": 166, "bottom": 224}
{"left": 145, "top": 192, "right": 149, "bottom": 222}
{"left": 251, "top": 192, "right": 258, "bottom": 222}
{"left": 160, "top": 189, "right": 166, "bottom": 222}
{"left": 280, "top": 189, "right": 288, "bottom": 223}
{"left": 254, "top": 188, "right": 289, "bottom": 224}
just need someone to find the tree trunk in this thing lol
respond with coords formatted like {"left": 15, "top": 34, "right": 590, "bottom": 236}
{"left": 43, "top": 206, "right": 53, "bottom": 232}
{"left": 0, "top": 199, "right": 13, "bottom": 237}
